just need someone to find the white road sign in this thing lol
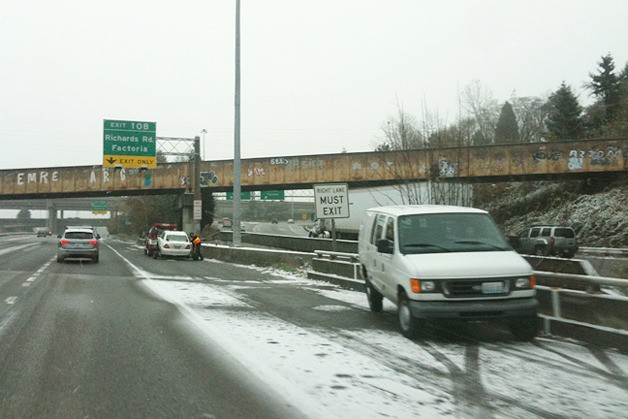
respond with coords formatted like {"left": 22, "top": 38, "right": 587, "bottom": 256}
{"left": 193, "top": 199, "right": 202, "bottom": 221}
{"left": 314, "top": 183, "right": 350, "bottom": 219}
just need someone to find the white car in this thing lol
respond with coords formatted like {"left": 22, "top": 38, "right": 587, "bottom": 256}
{"left": 153, "top": 230, "right": 192, "bottom": 259}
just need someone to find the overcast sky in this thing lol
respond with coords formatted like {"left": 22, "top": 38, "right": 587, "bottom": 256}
{"left": 1, "top": 0, "right": 626, "bottom": 170}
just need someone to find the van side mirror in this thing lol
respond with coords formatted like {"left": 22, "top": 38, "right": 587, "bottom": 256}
{"left": 376, "top": 238, "right": 394, "bottom": 254}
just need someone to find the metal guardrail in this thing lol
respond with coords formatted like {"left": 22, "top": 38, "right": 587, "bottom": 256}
{"left": 313, "top": 250, "right": 362, "bottom": 280}
{"left": 311, "top": 251, "right": 628, "bottom": 350}
{"left": 579, "top": 246, "right": 628, "bottom": 257}
{"left": 535, "top": 270, "right": 628, "bottom": 289}
{"left": 313, "top": 250, "right": 359, "bottom": 262}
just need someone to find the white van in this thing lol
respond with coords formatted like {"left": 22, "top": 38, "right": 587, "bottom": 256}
{"left": 358, "top": 205, "right": 538, "bottom": 340}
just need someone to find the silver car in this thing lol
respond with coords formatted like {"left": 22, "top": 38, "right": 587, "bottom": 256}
{"left": 57, "top": 228, "right": 100, "bottom": 263}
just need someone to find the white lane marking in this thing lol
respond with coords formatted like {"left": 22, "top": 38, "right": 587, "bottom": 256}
{"left": 5, "top": 296, "right": 17, "bottom": 305}
{"left": 0, "top": 243, "right": 38, "bottom": 256}
{"left": 21, "top": 257, "right": 55, "bottom": 287}
{"left": 103, "top": 242, "right": 195, "bottom": 281}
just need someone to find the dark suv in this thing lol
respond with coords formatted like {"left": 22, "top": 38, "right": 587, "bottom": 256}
{"left": 510, "top": 225, "right": 579, "bottom": 258}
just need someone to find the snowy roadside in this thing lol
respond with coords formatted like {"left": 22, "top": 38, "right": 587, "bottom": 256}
{"left": 108, "top": 242, "right": 628, "bottom": 418}
{"left": 145, "top": 275, "right": 628, "bottom": 416}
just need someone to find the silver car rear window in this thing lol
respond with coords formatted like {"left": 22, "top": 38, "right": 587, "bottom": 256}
{"left": 65, "top": 232, "right": 94, "bottom": 240}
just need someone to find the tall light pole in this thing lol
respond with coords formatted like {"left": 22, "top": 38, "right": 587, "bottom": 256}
{"left": 201, "top": 128, "right": 207, "bottom": 160}
{"left": 233, "top": 0, "right": 242, "bottom": 246}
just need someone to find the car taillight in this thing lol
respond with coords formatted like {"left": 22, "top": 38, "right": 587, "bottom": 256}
{"left": 89, "top": 240, "right": 98, "bottom": 245}
{"left": 60, "top": 239, "right": 70, "bottom": 245}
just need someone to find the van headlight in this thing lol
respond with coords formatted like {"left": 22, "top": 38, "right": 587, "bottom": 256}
{"left": 422, "top": 281, "right": 436, "bottom": 292}
{"left": 410, "top": 279, "right": 436, "bottom": 293}
{"left": 515, "top": 275, "right": 535, "bottom": 289}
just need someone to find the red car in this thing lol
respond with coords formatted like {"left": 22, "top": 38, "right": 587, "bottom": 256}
{"left": 144, "top": 223, "right": 178, "bottom": 256}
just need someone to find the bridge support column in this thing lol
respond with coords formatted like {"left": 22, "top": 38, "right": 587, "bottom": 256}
{"left": 46, "top": 200, "right": 57, "bottom": 234}
{"left": 180, "top": 193, "right": 195, "bottom": 234}
{"left": 180, "top": 136, "right": 202, "bottom": 235}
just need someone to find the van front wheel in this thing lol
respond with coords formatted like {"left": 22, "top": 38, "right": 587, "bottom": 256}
{"left": 398, "top": 292, "right": 421, "bottom": 339}
{"left": 365, "top": 279, "right": 383, "bottom": 312}
{"left": 508, "top": 316, "right": 539, "bottom": 341}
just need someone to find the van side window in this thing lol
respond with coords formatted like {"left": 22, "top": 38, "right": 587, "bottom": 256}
{"left": 530, "top": 227, "right": 540, "bottom": 238}
{"left": 371, "top": 214, "right": 385, "bottom": 245}
{"left": 385, "top": 217, "right": 394, "bottom": 242}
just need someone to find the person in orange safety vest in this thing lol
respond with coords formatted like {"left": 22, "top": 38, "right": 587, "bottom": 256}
{"left": 190, "top": 233, "right": 203, "bottom": 261}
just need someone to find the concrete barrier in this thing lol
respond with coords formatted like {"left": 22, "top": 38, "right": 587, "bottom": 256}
{"left": 212, "top": 231, "right": 358, "bottom": 253}
{"left": 201, "top": 243, "right": 315, "bottom": 271}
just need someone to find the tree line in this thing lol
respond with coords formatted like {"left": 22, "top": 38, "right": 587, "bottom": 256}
{"left": 377, "top": 53, "right": 628, "bottom": 150}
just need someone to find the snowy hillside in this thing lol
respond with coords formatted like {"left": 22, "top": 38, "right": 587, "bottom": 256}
{"left": 475, "top": 178, "right": 627, "bottom": 248}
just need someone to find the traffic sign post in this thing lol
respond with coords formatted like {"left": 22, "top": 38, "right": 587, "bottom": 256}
{"left": 103, "top": 119, "right": 157, "bottom": 168}
{"left": 313, "top": 183, "right": 349, "bottom": 251}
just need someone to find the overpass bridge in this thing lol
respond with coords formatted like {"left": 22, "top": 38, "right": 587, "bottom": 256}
{"left": 0, "top": 138, "right": 625, "bottom": 200}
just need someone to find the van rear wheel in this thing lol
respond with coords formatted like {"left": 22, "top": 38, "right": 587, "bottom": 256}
{"left": 398, "top": 292, "right": 421, "bottom": 339}
{"left": 365, "top": 279, "right": 383, "bottom": 312}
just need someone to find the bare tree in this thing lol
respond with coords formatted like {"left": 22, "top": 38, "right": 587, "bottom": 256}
{"left": 374, "top": 101, "right": 473, "bottom": 207}
{"left": 461, "top": 80, "right": 499, "bottom": 145}
{"left": 509, "top": 95, "right": 549, "bottom": 143}
{"left": 379, "top": 100, "right": 425, "bottom": 151}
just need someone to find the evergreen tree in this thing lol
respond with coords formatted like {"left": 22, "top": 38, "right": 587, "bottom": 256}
{"left": 620, "top": 61, "right": 628, "bottom": 82}
{"left": 494, "top": 101, "right": 520, "bottom": 143}
{"left": 545, "top": 82, "right": 585, "bottom": 141}
{"left": 587, "top": 53, "right": 620, "bottom": 122}
{"left": 597, "top": 60, "right": 628, "bottom": 137}
{"left": 374, "top": 141, "right": 392, "bottom": 152}
{"left": 16, "top": 208, "right": 31, "bottom": 220}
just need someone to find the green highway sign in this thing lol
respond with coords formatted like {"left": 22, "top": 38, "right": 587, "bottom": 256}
{"left": 226, "top": 191, "right": 251, "bottom": 200}
{"left": 91, "top": 201, "right": 109, "bottom": 211}
{"left": 103, "top": 119, "right": 157, "bottom": 168}
{"left": 260, "top": 190, "right": 285, "bottom": 201}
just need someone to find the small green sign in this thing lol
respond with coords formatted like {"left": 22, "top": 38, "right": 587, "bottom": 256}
{"left": 260, "top": 190, "right": 285, "bottom": 201}
{"left": 91, "top": 201, "right": 109, "bottom": 210}
{"left": 226, "top": 192, "right": 251, "bottom": 200}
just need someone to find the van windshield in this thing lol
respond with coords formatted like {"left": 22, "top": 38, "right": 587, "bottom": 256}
{"left": 398, "top": 213, "right": 511, "bottom": 254}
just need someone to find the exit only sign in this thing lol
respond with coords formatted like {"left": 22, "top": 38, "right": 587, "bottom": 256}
{"left": 103, "top": 119, "right": 157, "bottom": 168}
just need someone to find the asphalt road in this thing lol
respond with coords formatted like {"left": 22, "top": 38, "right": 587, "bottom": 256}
{"left": 1, "top": 234, "right": 626, "bottom": 418}
{"left": 0, "top": 235, "right": 304, "bottom": 418}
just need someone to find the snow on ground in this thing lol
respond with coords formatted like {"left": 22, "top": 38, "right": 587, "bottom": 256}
{"left": 113, "top": 245, "right": 627, "bottom": 418}
{"left": 142, "top": 278, "right": 454, "bottom": 418}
